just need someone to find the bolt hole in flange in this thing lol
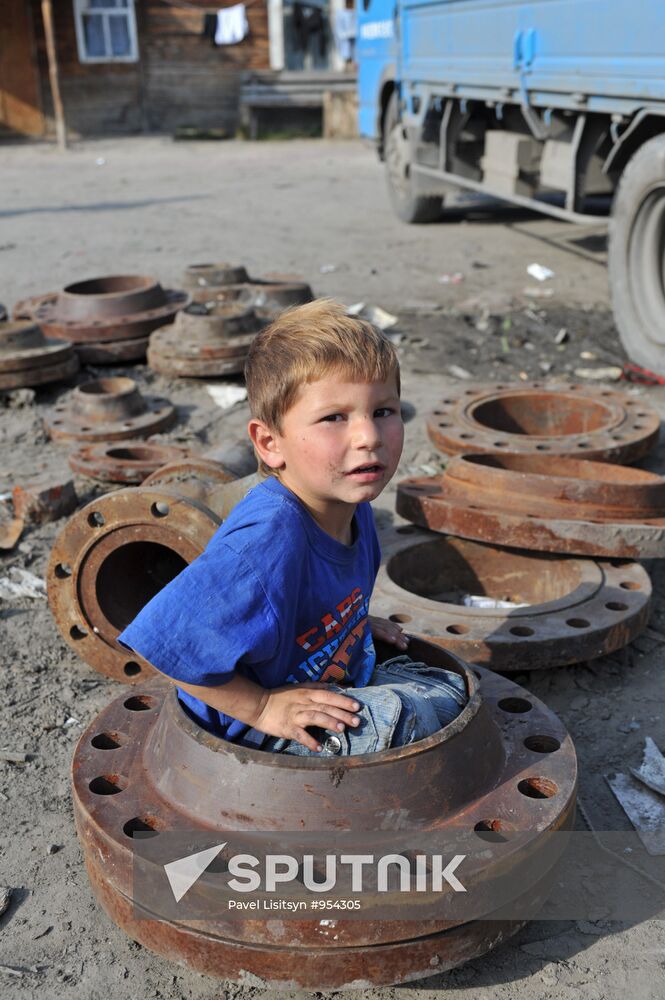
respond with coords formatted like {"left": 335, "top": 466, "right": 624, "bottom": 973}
{"left": 91, "top": 731, "right": 128, "bottom": 750}
{"left": 566, "top": 618, "right": 590, "bottom": 629}
{"left": 474, "top": 819, "right": 510, "bottom": 843}
{"left": 55, "top": 562, "right": 72, "bottom": 578}
{"left": 509, "top": 626, "right": 534, "bottom": 637}
{"left": 70, "top": 624, "right": 88, "bottom": 640}
{"left": 524, "top": 735, "right": 561, "bottom": 754}
{"left": 498, "top": 697, "right": 532, "bottom": 713}
{"left": 124, "top": 695, "right": 155, "bottom": 712}
{"left": 89, "top": 774, "right": 127, "bottom": 795}
{"left": 517, "top": 777, "right": 558, "bottom": 799}
{"left": 123, "top": 816, "right": 161, "bottom": 839}
{"left": 606, "top": 601, "right": 629, "bottom": 611}
{"left": 124, "top": 661, "right": 142, "bottom": 677}
{"left": 389, "top": 613, "right": 412, "bottom": 623}
{"left": 151, "top": 501, "right": 170, "bottom": 518}
{"left": 88, "top": 511, "right": 105, "bottom": 528}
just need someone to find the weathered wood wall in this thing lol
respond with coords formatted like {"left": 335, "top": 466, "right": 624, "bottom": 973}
{"left": 0, "top": 0, "right": 45, "bottom": 137}
{"left": 29, "top": 0, "right": 270, "bottom": 137}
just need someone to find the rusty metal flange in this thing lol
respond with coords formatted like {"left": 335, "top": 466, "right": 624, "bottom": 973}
{"left": 72, "top": 637, "right": 576, "bottom": 989}
{"left": 0, "top": 320, "right": 74, "bottom": 371}
{"left": 174, "top": 302, "right": 260, "bottom": 339}
{"left": 44, "top": 376, "right": 176, "bottom": 443}
{"left": 14, "top": 275, "right": 190, "bottom": 344}
{"left": 142, "top": 457, "right": 237, "bottom": 496}
{"left": 370, "top": 528, "right": 651, "bottom": 671}
{"left": 47, "top": 485, "right": 222, "bottom": 682}
{"left": 0, "top": 320, "right": 79, "bottom": 388}
{"left": 68, "top": 441, "right": 190, "bottom": 485}
{"left": 426, "top": 382, "right": 660, "bottom": 463}
{"left": 147, "top": 303, "right": 262, "bottom": 377}
{"left": 0, "top": 353, "right": 79, "bottom": 390}
{"left": 76, "top": 335, "right": 149, "bottom": 366}
{"left": 397, "top": 453, "right": 665, "bottom": 559}
{"left": 190, "top": 276, "right": 313, "bottom": 318}
{"left": 183, "top": 263, "right": 250, "bottom": 288}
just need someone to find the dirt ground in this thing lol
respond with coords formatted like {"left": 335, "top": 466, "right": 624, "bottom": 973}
{"left": 0, "top": 137, "right": 664, "bottom": 999}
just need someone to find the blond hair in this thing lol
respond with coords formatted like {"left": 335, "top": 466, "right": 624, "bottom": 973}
{"left": 246, "top": 296, "right": 400, "bottom": 422}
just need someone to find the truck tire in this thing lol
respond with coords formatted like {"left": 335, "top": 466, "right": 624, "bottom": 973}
{"left": 609, "top": 133, "right": 665, "bottom": 373}
{"left": 384, "top": 93, "right": 442, "bottom": 224}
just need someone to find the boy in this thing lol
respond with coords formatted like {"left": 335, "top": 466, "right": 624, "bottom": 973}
{"left": 119, "top": 299, "right": 466, "bottom": 755}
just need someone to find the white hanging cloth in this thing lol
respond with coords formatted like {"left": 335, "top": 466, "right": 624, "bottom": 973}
{"left": 215, "top": 4, "right": 249, "bottom": 45}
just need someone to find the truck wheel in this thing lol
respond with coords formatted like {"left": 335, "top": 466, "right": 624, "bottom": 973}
{"left": 384, "top": 93, "right": 442, "bottom": 224}
{"left": 609, "top": 133, "right": 665, "bottom": 373}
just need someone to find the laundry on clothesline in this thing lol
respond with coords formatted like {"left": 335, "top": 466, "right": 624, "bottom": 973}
{"left": 214, "top": 3, "right": 249, "bottom": 45}
{"left": 333, "top": 8, "right": 356, "bottom": 62}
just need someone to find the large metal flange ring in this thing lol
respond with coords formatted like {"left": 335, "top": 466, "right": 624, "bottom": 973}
{"left": 72, "top": 637, "right": 576, "bottom": 988}
{"left": 370, "top": 527, "right": 651, "bottom": 671}
{"left": 426, "top": 382, "right": 660, "bottom": 463}
{"left": 397, "top": 453, "right": 665, "bottom": 559}
{"left": 17, "top": 289, "right": 191, "bottom": 343}
{"left": 47, "top": 487, "right": 221, "bottom": 682}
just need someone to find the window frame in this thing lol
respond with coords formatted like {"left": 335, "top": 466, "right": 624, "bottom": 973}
{"left": 73, "top": 0, "right": 139, "bottom": 64}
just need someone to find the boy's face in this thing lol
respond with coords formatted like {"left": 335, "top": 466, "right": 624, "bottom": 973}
{"left": 255, "top": 373, "right": 403, "bottom": 510}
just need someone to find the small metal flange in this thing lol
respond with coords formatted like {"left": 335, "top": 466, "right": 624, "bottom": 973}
{"left": 47, "top": 486, "right": 222, "bottom": 682}
{"left": 44, "top": 376, "right": 176, "bottom": 443}
{"left": 397, "top": 453, "right": 665, "bottom": 559}
{"left": 426, "top": 382, "right": 660, "bottom": 463}
{"left": 68, "top": 441, "right": 190, "bottom": 485}
{"left": 183, "top": 263, "right": 250, "bottom": 288}
{"left": 0, "top": 320, "right": 79, "bottom": 388}
{"left": 370, "top": 528, "right": 651, "bottom": 671}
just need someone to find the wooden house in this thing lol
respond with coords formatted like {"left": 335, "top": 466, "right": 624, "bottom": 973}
{"left": 0, "top": 0, "right": 356, "bottom": 140}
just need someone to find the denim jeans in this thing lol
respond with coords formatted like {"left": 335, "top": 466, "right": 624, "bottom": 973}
{"left": 249, "top": 655, "right": 468, "bottom": 757}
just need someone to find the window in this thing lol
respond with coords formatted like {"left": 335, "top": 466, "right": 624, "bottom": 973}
{"left": 74, "top": 0, "right": 139, "bottom": 63}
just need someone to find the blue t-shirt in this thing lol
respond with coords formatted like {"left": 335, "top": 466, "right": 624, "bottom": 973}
{"left": 118, "top": 477, "right": 381, "bottom": 742}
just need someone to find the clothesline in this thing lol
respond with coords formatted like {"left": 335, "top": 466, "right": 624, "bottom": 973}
{"left": 157, "top": 0, "right": 263, "bottom": 12}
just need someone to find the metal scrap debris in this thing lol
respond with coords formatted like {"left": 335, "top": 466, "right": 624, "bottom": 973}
{"left": 607, "top": 739, "right": 665, "bottom": 855}
{"left": 630, "top": 737, "right": 665, "bottom": 797}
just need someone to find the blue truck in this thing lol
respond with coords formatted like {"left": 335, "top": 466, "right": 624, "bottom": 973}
{"left": 356, "top": 0, "right": 665, "bottom": 371}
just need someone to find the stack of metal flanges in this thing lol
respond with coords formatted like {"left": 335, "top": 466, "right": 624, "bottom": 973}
{"left": 13, "top": 274, "right": 190, "bottom": 365}
{"left": 147, "top": 301, "right": 263, "bottom": 378}
{"left": 183, "top": 262, "right": 313, "bottom": 318}
{"left": 0, "top": 319, "right": 79, "bottom": 390}
{"left": 371, "top": 381, "right": 662, "bottom": 672}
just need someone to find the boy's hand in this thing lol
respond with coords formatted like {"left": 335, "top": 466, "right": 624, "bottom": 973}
{"left": 368, "top": 614, "right": 410, "bottom": 651}
{"left": 254, "top": 684, "right": 362, "bottom": 753}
